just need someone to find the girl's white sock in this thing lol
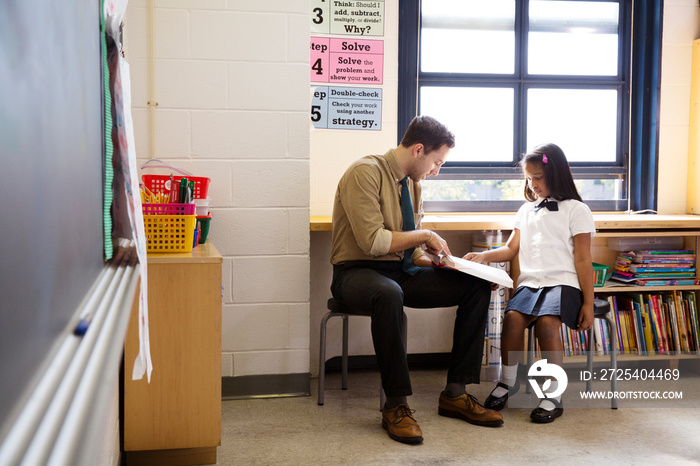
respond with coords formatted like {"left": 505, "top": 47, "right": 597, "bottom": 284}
{"left": 491, "top": 363, "right": 518, "bottom": 397}
{"left": 537, "top": 380, "right": 561, "bottom": 411}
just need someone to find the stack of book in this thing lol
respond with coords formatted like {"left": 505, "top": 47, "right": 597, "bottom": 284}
{"left": 558, "top": 291, "right": 700, "bottom": 356}
{"left": 611, "top": 249, "right": 699, "bottom": 286}
{"left": 607, "top": 291, "right": 699, "bottom": 355}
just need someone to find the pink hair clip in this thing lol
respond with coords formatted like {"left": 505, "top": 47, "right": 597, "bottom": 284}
{"left": 542, "top": 154, "right": 548, "bottom": 164}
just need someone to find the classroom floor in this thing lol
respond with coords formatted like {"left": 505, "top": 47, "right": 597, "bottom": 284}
{"left": 216, "top": 367, "right": 700, "bottom": 465}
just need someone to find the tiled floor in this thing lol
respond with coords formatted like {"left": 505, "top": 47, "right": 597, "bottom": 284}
{"left": 217, "top": 368, "right": 700, "bottom": 465}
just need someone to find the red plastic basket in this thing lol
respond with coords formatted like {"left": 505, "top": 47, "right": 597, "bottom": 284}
{"left": 142, "top": 203, "right": 195, "bottom": 216}
{"left": 142, "top": 174, "right": 211, "bottom": 200}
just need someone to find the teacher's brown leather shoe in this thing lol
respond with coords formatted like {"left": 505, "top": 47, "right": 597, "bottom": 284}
{"left": 381, "top": 404, "right": 423, "bottom": 444}
{"left": 438, "top": 392, "right": 504, "bottom": 427}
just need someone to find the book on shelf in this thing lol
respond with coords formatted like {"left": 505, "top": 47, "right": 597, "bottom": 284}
{"left": 646, "top": 293, "right": 667, "bottom": 354}
{"left": 683, "top": 291, "right": 700, "bottom": 352}
{"left": 624, "top": 249, "right": 696, "bottom": 261}
{"left": 609, "top": 295, "right": 624, "bottom": 354}
{"left": 633, "top": 278, "right": 700, "bottom": 286}
{"left": 628, "top": 265, "right": 695, "bottom": 272}
{"left": 616, "top": 296, "right": 637, "bottom": 354}
{"left": 672, "top": 291, "right": 691, "bottom": 352}
{"left": 633, "top": 272, "right": 696, "bottom": 278}
{"left": 593, "top": 318, "right": 604, "bottom": 355}
{"left": 661, "top": 293, "right": 682, "bottom": 353}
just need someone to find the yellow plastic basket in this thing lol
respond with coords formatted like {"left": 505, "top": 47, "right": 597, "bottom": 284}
{"left": 143, "top": 215, "right": 196, "bottom": 253}
{"left": 593, "top": 262, "right": 611, "bottom": 287}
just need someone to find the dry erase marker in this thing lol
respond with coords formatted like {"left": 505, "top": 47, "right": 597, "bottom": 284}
{"left": 178, "top": 177, "right": 189, "bottom": 203}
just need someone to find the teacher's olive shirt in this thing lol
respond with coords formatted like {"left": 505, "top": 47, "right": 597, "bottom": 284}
{"left": 331, "top": 149, "right": 426, "bottom": 265}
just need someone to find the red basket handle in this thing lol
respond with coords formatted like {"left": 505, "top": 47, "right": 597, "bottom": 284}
{"left": 140, "top": 159, "right": 193, "bottom": 177}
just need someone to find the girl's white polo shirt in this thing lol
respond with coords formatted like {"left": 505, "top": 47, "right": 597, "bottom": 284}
{"left": 514, "top": 199, "right": 596, "bottom": 290}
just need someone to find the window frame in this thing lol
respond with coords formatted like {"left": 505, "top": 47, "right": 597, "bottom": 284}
{"left": 398, "top": 0, "right": 633, "bottom": 212}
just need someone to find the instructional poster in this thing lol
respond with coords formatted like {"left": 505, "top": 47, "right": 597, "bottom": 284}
{"left": 311, "top": 0, "right": 385, "bottom": 36}
{"left": 311, "top": 86, "right": 382, "bottom": 130}
{"left": 310, "top": 37, "right": 383, "bottom": 84}
{"left": 309, "top": 1, "right": 385, "bottom": 131}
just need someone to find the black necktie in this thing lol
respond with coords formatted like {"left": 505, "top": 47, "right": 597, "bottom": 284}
{"left": 533, "top": 198, "right": 559, "bottom": 212}
{"left": 400, "top": 177, "right": 420, "bottom": 275}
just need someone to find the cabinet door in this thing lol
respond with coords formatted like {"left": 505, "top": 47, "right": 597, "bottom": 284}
{"left": 124, "top": 261, "right": 222, "bottom": 451}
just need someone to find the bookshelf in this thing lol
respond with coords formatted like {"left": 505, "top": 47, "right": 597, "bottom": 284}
{"left": 578, "top": 229, "right": 700, "bottom": 362}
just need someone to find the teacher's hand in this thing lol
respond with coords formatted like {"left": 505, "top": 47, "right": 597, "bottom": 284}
{"left": 426, "top": 231, "right": 451, "bottom": 256}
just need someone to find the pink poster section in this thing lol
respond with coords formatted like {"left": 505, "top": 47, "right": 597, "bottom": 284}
{"left": 311, "top": 37, "right": 383, "bottom": 85}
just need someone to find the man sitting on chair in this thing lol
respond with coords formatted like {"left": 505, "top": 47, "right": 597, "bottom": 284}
{"left": 330, "top": 115, "right": 503, "bottom": 444}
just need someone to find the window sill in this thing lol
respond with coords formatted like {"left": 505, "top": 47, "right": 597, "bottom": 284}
{"left": 311, "top": 213, "right": 700, "bottom": 232}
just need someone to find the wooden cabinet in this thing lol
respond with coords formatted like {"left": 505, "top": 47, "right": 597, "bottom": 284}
{"left": 124, "top": 242, "right": 222, "bottom": 466}
{"left": 584, "top": 227, "right": 700, "bottom": 362}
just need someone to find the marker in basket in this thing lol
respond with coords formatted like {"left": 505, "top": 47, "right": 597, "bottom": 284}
{"left": 178, "top": 177, "right": 189, "bottom": 203}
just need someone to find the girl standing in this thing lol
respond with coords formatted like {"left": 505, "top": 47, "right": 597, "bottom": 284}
{"left": 465, "top": 143, "right": 595, "bottom": 423}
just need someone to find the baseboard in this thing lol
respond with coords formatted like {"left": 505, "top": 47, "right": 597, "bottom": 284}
{"left": 221, "top": 373, "right": 310, "bottom": 399}
{"left": 220, "top": 354, "right": 455, "bottom": 400}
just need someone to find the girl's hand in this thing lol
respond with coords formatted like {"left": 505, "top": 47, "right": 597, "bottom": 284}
{"left": 464, "top": 252, "right": 486, "bottom": 263}
{"left": 576, "top": 302, "right": 595, "bottom": 331}
{"left": 464, "top": 252, "right": 498, "bottom": 289}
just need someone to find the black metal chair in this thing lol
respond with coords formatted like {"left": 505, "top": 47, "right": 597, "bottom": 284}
{"left": 318, "top": 298, "right": 407, "bottom": 409}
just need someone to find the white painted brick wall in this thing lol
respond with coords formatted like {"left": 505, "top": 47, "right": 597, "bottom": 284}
{"left": 233, "top": 350, "right": 309, "bottom": 377}
{"left": 231, "top": 256, "right": 310, "bottom": 303}
{"left": 125, "top": 1, "right": 310, "bottom": 379}
{"left": 191, "top": 111, "right": 288, "bottom": 159}
{"left": 156, "top": 60, "right": 228, "bottom": 109}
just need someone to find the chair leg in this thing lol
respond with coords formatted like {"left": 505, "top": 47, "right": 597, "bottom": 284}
{"left": 586, "top": 326, "right": 595, "bottom": 393}
{"left": 604, "top": 313, "right": 618, "bottom": 409}
{"left": 318, "top": 312, "right": 334, "bottom": 406}
{"left": 342, "top": 315, "right": 348, "bottom": 390}
{"left": 525, "top": 326, "right": 535, "bottom": 394}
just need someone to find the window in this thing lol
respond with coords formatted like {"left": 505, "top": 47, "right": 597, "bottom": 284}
{"left": 399, "top": 0, "right": 633, "bottom": 212}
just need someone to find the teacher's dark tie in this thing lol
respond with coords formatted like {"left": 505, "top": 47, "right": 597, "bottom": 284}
{"left": 400, "top": 177, "right": 420, "bottom": 275}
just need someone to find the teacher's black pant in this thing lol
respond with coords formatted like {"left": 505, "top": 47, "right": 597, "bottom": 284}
{"left": 331, "top": 260, "right": 491, "bottom": 398}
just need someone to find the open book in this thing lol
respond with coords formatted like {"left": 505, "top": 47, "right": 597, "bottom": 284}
{"left": 425, "top": 253, "right": 514, "bottom": 288}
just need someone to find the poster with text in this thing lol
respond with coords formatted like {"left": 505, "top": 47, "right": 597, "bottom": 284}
{"left": 311, "top": 37, "right": 383, "bottom": 84}
{"left": 311, "top": 86, "right": 382, "bottom": 130}
{"left": 310, "top": 0, "right": 384, "bottom": 36}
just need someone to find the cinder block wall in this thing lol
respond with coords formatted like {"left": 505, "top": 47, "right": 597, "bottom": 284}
{"left": 125, "top": 0, "right": 311, "bottom": 388}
